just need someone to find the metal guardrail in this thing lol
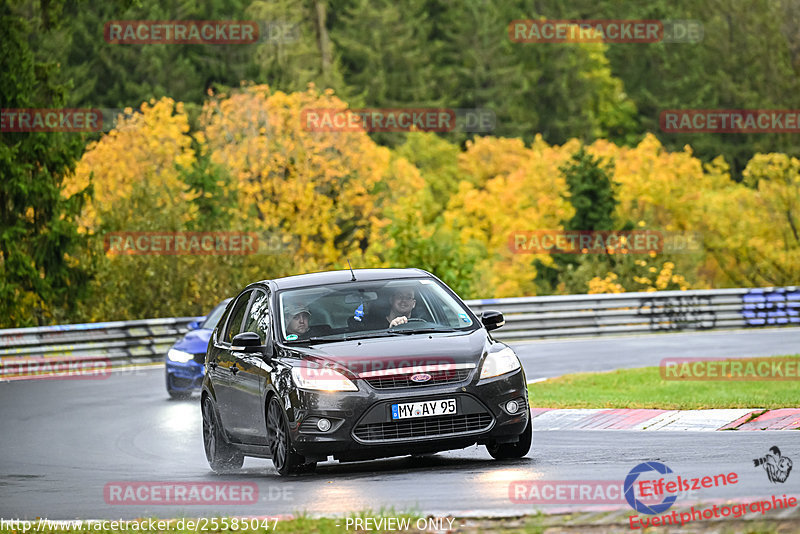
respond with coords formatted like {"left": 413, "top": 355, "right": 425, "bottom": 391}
{"left": 466, "top": 287, "right": 800, "bottom": 339}
{"left": 0, "top": 287, "right": 798, "bottom": 377}
{"left": 0, "top": 317, "right": 203, "bottom": 377}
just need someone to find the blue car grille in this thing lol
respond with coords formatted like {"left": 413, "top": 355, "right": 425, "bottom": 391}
{"left": 193, "top": 353, "right": 206, "bottom": 364}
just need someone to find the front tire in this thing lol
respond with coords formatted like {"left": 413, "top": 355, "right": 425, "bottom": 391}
{"left": 486, "top": 410, "right": 532, "bottom": 460}
{"left": 266, "top": 397, "right": 316, "bottom": 476}
{"left": 202, "top": 396, "right": 244, "bottom": 473}
{"left": 168, "top": 387, "right": 192, "bottom": 400}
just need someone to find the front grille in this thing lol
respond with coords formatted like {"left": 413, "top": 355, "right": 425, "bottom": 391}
{"left": 193, "top": 353, "right": 206, "bottom": 364}
{"left": 353, "top": 413, "right": 492, "bottom": 442}
{"left": 365, "top": 368, "right": 472, "bottom": 389}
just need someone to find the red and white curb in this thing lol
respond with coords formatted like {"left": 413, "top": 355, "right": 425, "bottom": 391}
{"left": 530, "top": 408, "right": 800, "bottom": 431}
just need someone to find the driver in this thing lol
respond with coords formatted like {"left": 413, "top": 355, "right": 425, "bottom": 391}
{"left": 364, "top": 287, "right": 417, "bottom": 329}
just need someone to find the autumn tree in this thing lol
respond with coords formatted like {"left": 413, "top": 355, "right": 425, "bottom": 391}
{"left": 697, "top": 153, "right": 800, "bottom": 287}
{"left": 200, "top": 84, "right": 424, "bottom": 272}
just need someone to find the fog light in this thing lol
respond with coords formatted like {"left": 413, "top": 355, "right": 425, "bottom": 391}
{"left": 505, "top": 400, "right": 519, "bottom": 413}
{"left": 316, "top": 418, "right": 331, "bottom": 432}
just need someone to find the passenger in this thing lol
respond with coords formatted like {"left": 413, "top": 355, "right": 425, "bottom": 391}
{"left": 285, "top": 304, "right": 332, "bottom": 339}
{"left": 285, "top": 304, "right": 311, "bottom": 337}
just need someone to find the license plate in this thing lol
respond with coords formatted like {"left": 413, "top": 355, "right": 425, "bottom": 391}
{"left": 391, "top": 398, "right": 457, "bottom": 420}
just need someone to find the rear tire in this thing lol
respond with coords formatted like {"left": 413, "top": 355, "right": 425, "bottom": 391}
{"left": 486, "top": 410, "right": 532, "bottom": 460}
{"left": 202, "top": 396, "right": 244, "bottom": 472}
{"left": 266, "top": 397, "right": 316, "bottom": 476}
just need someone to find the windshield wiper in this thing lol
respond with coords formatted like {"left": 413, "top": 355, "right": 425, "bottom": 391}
{"left": 342, "top": 331, "right": 404, "bottom": 341}
{"left": 390, "top": 327, "right": 459, "bottom": 335}
{"left": 286, "top": 336, "right": 345, "bottom": 344}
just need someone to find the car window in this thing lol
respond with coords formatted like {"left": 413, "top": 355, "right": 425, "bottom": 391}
{"left": 200, "top": 299, "right": 231, "bottom": 330}
{"left": 242, "top": 290, "right": 270, "bottom": 343}
{"left": 277, "top": 278, "right": 477, "bottom": 341}
{"left": 223, "top": 291, "right": 252, "bottom": 344}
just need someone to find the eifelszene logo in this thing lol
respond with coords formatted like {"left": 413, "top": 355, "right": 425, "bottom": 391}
{"left": 754, "top": 446, "right": 793, "bottom": 483}
{"left": 624, "top": 462, "right": 678, "bottom": 515}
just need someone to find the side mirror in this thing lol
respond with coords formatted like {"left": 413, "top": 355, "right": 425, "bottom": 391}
{"left": 231, "top": 332, "right": 262, "bottom": 353}
{"left": 481, "top": 310, "right": 505, "bottom": 331}
{"left": 187, "top": 320, "right": 201, "bottom": 330}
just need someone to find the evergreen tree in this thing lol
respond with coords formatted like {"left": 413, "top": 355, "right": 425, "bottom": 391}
{"left": 561, "top": 147, "right": 618, "bottom": 232}
{"left": 330, "top": 0, "right": 444, "bottom": 145}
{"left": 534, "top": 147, "right": 621, "bottom": 294}
{"left": 246, "top": 0, "right": 348, "bottom": 97}
{"left": 434, "top": 0, "right": 639, "bottom": 146}
{"left": 0, "top": 0, "right": 91, "bottom": 326}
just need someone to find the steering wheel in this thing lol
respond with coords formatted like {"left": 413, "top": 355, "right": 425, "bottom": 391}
{"left": 389, "top": 317, "right": 427, "bottom": 328}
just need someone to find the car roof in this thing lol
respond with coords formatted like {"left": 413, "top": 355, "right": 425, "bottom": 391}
{"left": 263, "top": 268, "right": 432, "bottom": 290}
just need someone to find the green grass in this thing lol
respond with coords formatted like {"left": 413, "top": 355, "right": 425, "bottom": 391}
{"left": 528, "top": 355, "right": 800, "bottom": 410}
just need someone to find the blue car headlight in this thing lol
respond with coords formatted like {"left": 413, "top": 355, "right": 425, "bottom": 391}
{"left": 167, "top": 349, "right": 193, "bottom": 363}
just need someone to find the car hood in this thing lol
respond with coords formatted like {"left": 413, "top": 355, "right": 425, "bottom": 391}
{"left": 173, "top": 329, "right": 212, "bottom": 353}
{"left": 288, "top": 329, "right": 489, "bottom": 375}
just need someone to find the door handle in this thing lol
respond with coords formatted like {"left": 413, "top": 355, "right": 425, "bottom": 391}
{"left": 230, "top": 363, "right": 239, "bottom": 375}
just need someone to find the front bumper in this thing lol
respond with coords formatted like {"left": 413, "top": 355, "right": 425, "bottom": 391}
{"left": 285, "top": 368, "right": 529, "bottom": 462}
{"left": 165, "top": 360, "right": 204, "bottom": 391}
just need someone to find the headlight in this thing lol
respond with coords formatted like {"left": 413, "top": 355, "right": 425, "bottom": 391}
{"left": 480, "top": 346, "right": 521, "bottom": 379}
{"left": 167, "top": 349, "right": 193, "bottom": 363}
{"left": 291, "top": 366, "right": 358, "bottom": 392}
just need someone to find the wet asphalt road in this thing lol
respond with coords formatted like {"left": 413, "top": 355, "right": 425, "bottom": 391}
{"left": 1, "top": 328, "right": 798, "bottom": 520}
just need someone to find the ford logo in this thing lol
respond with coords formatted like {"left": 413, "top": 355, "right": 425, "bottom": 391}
{"left": 410, "top": 373, "right": 432, "bottom": 383}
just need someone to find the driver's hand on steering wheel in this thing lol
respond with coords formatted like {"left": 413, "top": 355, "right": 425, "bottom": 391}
{"left": 389, "top": 316, "right": 408, "bottom": 327}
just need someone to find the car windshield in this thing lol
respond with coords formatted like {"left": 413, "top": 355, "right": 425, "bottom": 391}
{"left": 277, "top": 278, "right": 477, "bottom": 342}
{"left": 200, "top": 300, "right": 230, "bottom": 330}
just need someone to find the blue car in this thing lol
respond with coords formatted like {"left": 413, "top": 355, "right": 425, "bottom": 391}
{"left": 165, "top": 298, "right": 232, "bottom": 398}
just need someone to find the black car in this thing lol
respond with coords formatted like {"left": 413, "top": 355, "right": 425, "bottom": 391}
{"left": 201, "top": 268, "right": 531, "bottom": 475}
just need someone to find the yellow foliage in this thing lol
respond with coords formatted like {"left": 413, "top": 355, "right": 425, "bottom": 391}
{"left": 65, "top": 98, "right": 197, "bottom": 230}
{"left": 63, "top": 87, "right": 800, "bottom": 303}
{"left": 445, "top": 135, "right": 578, "bottom": 297}
{"left": 201, "top": 84, "right": 414, "bottom": 270}
{"left": 698, "top": 153, "right": 800, "bottom": 286}
{"left": 588, "top": 273, "right": 625, "bottom": 294}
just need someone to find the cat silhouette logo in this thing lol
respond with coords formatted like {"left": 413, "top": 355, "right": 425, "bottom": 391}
{"left": 753, "top": 446, "right": 793, "bottom": 483}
